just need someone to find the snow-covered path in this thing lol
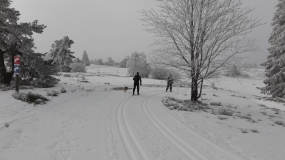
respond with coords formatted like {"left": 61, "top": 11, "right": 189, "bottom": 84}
{"left": 0, "top": 87, "right": 247, "bottom": 160}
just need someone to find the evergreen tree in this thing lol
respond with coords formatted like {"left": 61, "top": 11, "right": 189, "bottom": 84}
{"left": 261, "top": 0, "right": 285, "bottom": 98}
{"left": 82, "top": 50, "right": 90, "bottom": 66}
{"left": 105, "top": 57, "right": 114, "bottom": 66}
{"left": 47, "top": 36, "right": 75, "bottom": 72}
{"left": 73, "top": 58, "right": 81, "bottom": 63}
{"left": 0, "top": 0, "right": 51, "bottom": 86}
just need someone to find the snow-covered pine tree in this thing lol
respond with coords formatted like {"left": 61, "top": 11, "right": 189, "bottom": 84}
{"left": 47, "top": 36, "right": 75, "bottom": 72}
{"left": 261, "top": 0, "right": 285, "bottom": 98}
{"left": 105, "top": 57, "right": 114, "bottom": 66}
{"left": 0, "top": 0, "right": 54, "bottom": 86}
{"left": 82, "top": 50, "right": 90, "bottom": 66}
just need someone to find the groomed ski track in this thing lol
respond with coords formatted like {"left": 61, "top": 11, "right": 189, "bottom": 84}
{"left": 112, "top": 88, "right": 246, "bottom": 160}
{"left": 0, "top": 87, "right": 248, "bottom": 160}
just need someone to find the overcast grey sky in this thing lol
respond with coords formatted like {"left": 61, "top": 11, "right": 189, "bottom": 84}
{"left": 11, "top": 0, "right": 278, "bottom": 65}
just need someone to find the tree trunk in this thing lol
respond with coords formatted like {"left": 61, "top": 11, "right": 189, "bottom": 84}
{"left": 0, "top": 49, "right": 6, "bottom": 84}
{"left": 191, "top": 77, "right": 198, "bottom": 101}
{"left": 0, "top": 50, "right": 14, "bottom": 86}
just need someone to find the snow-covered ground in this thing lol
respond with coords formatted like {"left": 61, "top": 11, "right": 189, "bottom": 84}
{"left": 0, "top": 65, "right": 284, "bottom": 160}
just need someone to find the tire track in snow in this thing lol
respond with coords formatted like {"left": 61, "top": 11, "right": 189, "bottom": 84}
{"left": 143, "top": 92, "right": 245, "bottom": 160}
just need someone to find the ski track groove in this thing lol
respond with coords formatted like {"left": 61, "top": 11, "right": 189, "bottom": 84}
{"left": 144, "top": 92, "right": 246, "bottom": 160}
{"left": 141, "top": 92, "right": 207, "bottom": 160}
{"left": 0, "top": 87, "right": 250, "bottom": 159}
{"left": 128, "top": 91, "right": 184, "bottom": 160}
{"left": 115, "top": 90, "right": 157, "bottom": 160}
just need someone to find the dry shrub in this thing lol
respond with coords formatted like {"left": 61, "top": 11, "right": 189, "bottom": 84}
{"left": 162, "top": 97, "right": 209, "bottom": 111}
{"left": 217, "top": 108, "right": 234, "bottom": 116}
{"left": 31, "top": 77, "right": 59, "bottom": 88}
{"left": 47, "top": 90, "right": 59, "bottom": 97}
{"left": 275, "top": 120, "right": 285, "bottom": 126}
{"left": 240, "top": 128, "right": 248, "bottom": 134}
{"left": 218, "top": 116, "right": 229, "bottom": 120}
{"left": 12, "top": 92, "right": 49, "bottom": 104}
{"left": 249, "top": 129, "right": 259, "bottom": 133}
{"left": 60, "top": 87, "right": 66, "bottom": 93}
{"left": 150, "top": 66, "right": 180, "bottom": 81}
{"left": 210, "top": 102, "right": 222, "bottom": 106}
{"left": 224, "top": 65, "right": 250, "bottom": 78}
{"left": 70, "top": 62, "right": 86, "bottom": 73}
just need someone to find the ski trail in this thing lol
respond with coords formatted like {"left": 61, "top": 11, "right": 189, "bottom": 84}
{"left": 122, "top": 97, "right": 150, "bottom": 160}
{"left": 116, "top": 95, "right": 149, "bottom": 160}
{"left": 115, "top": 89, "right": 160, "bottom": 160}
{"left": 141, "top": 92, "right": 208, "bottom": 160}
{"left": 145, "top": 93, "right": 246, "bottom": 160}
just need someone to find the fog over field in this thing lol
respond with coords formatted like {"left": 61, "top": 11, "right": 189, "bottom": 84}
{"left": 1, "top": 0, "right": 285, "bottom": 159}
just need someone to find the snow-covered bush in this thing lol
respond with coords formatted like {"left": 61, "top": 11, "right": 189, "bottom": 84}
{"left": 210, "top": 82, "right": 217, "bottom": 90}
{"left": 163, "top": 97, "right": 208, "bottom": 111}
{"left": 210, "top": 102, "right": 222, "bottom": 106}
{"left": 218, "top": 116, "right": 228, "bottom": 120}
{"left": 224, "top": 65, "right": 241, "bottom": 77}
{"left": 239, "top": 62, "right": 258, "bottom": 70}
{"left": 34, "top": 99, "right": 46, "bottom": 105}
{"left": 249, "top": 129, "right": 259, "bottom": 133}
{"left": 150, "top": 66, "right": 180, "bottom": 81}
{"left": 275, "top": 120, "right": 285, "bottom": 126}
{"left": 224, "top": 65, "right": 250, "bottom": 78}
{"left": 82, "top": 50, "right": 90, "bottom": 66}
{"left": 215, "top": 108, "right": 234, "bottom": 116}
{"left": 12, "top": 92, "right": 28, "bottom": 101}
{"left": 182, "top": 100, "right": 209, "bottom": 111}
{"left": 26, "top": 92, "right": 49, "bottom": 103}
{"left": 60, "top": 87, "right": 66, "bottom": 93}
{"left": 31, "top": 76, "right": 59, "bottom": 88}
{"left": 12, "top": 92, "right": 49, "bottom": 104}
{"left": 47, "top": 90, "right": 59, "bottom": 97}
{"left": 70, "top": 62, "right": 86, "bottom": 72}
{"left": 79, "top": 76, "right": 89, "bottom": 83}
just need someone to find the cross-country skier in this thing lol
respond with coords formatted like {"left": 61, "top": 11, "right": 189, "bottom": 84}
{"left": 133, "top": 72, "right": 142, "bottom": 95}
{"left": 166, "top": 75, "right": 173, "bottom": 92}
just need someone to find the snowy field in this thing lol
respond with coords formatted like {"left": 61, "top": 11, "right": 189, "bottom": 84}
{"left": 0, "top": 64, "right": 285, "bottom": 160}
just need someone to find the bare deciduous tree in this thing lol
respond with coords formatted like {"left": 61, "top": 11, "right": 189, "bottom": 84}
{"left": 142, "top": 0, "right": 262, "bottom": 101}
{"left": 127, "top": 52, "right": 151, "bottom": 78}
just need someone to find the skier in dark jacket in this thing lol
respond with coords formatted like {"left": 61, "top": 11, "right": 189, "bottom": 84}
{"left": 166, "top": 75, "right": 173, "bottom": 92}
{"left": 133, "top": 72, "right": 142, "bottom": 95}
